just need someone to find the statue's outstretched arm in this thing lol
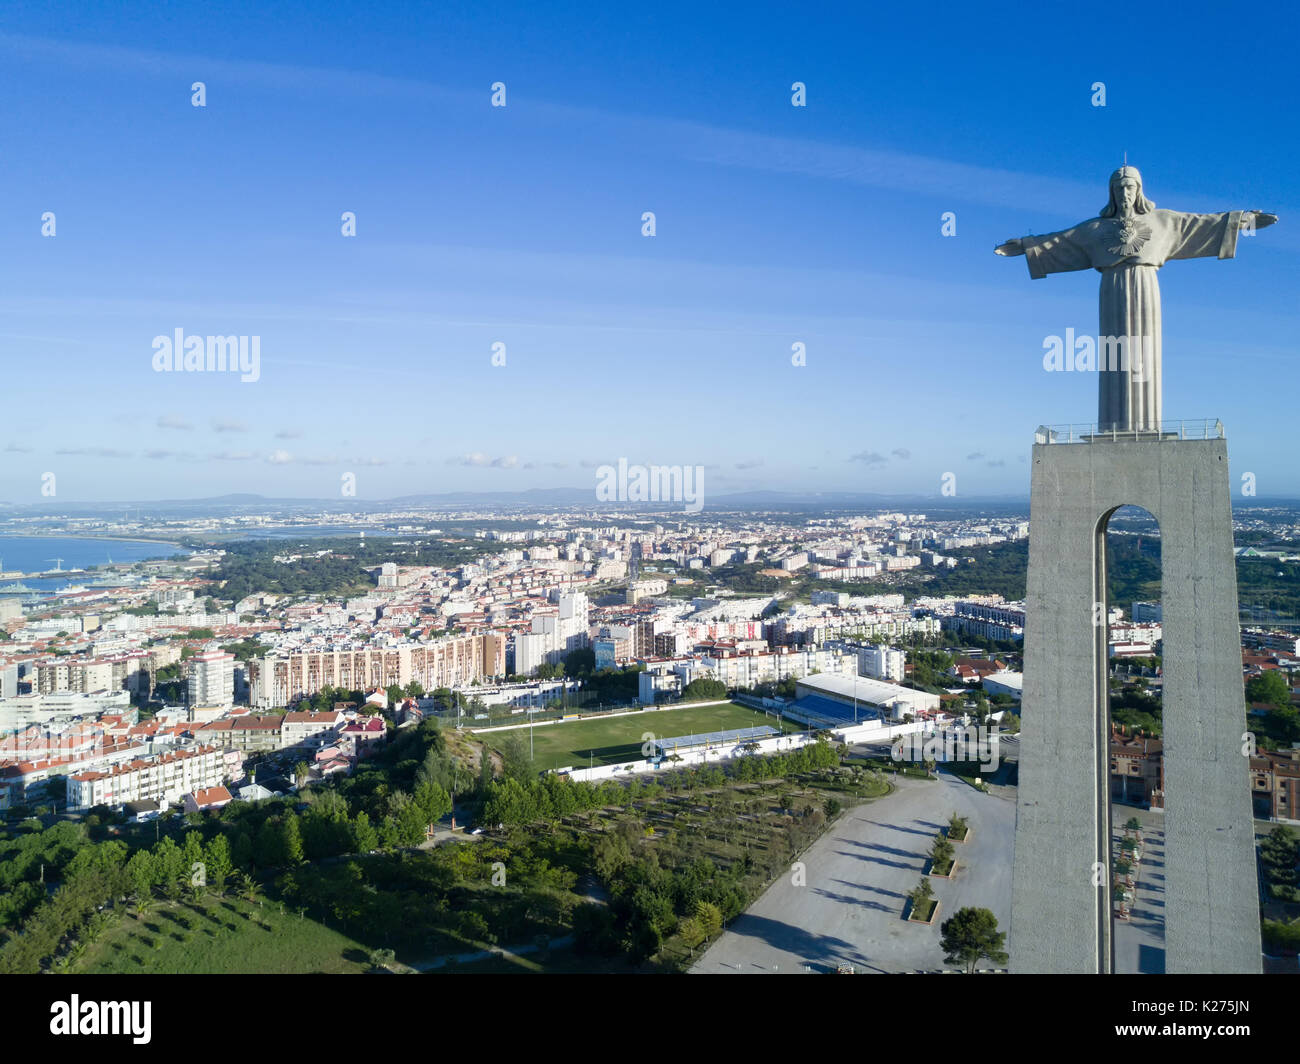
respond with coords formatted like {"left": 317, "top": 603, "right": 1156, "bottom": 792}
{"left": 998, "top": 224, "right": 1092, "bottom": 278}
{"left": 1241, "top": 210, "right": 1278, "bottom": 229}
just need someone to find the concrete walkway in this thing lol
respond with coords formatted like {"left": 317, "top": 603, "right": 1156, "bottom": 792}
{"left": 690, "top": 771, "right": 1015, "bottom": 973}
{"left": 1112, "top": 806, "right": 1166, "bottom": 974}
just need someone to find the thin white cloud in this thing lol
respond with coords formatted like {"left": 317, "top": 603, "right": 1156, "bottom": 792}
{"left": 55, "top": 446, "right": 132, "bottom": 458}
{"left": 0, "top": 32, "right": 1106, "bottom": 217}
{"left": 451, "top": 453, "right": 518, "bottom": 468}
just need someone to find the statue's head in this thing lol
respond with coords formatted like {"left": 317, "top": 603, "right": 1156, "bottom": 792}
{"left": 1100, "top": 165, "right": 1155, "bottom": 217}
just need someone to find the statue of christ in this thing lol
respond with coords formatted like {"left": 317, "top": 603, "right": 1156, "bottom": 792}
{"left": 995, "top": 166, "right": 1276, "bottom": 433}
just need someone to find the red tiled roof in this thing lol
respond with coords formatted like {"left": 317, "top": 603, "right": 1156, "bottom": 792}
{"left": 188, "top": 785, "right": 233, "bottom": 807}
{"left": 70, "top": 744, "right": 218, "bottom": 783}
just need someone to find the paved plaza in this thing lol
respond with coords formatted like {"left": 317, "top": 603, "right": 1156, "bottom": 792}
{"left": 691, "top": 771, "right": 1015, "bottom": 974}
{"left": 1112, "top": 807, "right": 1167, "bottom": 974}
{"left": 690, "top": 769, "right": 1176, "bottom": 974}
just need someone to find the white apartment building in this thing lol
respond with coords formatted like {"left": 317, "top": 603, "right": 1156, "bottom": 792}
{"left": 187, "top": 650, "right": 235, "bottom": 710}
{"left": 514, "top": 631, "right": 549, "bottom": 677}
{"left": 859, "top": 644, "right": 906, "bottom": 683}
{"left": 811, "top": 591, "right": 850, "bottom": 607}
{"left": 66, "top": 744, "right": 226, "bottom": 811}
{"left": 943, "top": 601, "right": 1027, "bottom": 642}
{"left": 638, "top": 668, "right": 684, "bottom": 704}
{"left": 34, "top": 659, "right": 115, "bottom": 695}
{"left": 248, "top": 632, "right": 507, "bottom": 709}
{"left": 513, "top": 591, "right": 590, "bottom": 677}
{"left": 280, "top": 710, "right": 343, "bottom": 748}
{"left": 689, "top": 646, "right": 858, "bottom": 689}
{"left": 0, "top": 662, "right": 17, "bottom": 699}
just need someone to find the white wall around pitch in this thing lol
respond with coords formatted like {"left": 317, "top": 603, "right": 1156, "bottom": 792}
{"left": 559, "top": 731, "right": 814, "bottom": 784}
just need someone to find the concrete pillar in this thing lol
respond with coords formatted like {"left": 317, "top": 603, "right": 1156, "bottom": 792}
{"left": 1011, "top": 434, "right": 1260, "bottom": 973}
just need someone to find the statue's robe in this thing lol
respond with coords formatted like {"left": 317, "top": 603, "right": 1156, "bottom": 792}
{"left": 1020, "top": 209, "right": 1244, "bottom": 432}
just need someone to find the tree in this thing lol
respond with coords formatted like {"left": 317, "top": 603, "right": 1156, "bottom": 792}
{"left": 476, "top": 748, "right": 495, "bottom": 794}
{"left": 153, "top": 836, "right": 185, "bottom": 898}
{"left": 232, "top": 830, "right": 253, "bottom": 870}
{"left": 126, "top": 850, "right": 155, "bottom": 905}
{"left": 677, "top": 915, "right": 706, "bottom": 952}
{"left": 203, "top": 835, "right": 233, "bottom": 892}
{"left": 939, "top": 907, "right": 1009, "bottom": 973}
{"left": 396, "top": 801, "right": 428, "bottom": 846}
{"left": 414, "top": 780, "right": 453, "bottom": 824}
{"left": 293, "top": 762, "right": 311, "bottom": 789}
{"left": 907, "top": 876, "right": 934, "bottom": 914}
{"left": 564, "top": 647, "right": 596, "bottom": 677}
{"left": 682, "top": 677, "right": 727, "bottom": 702}
{"left": 1260, "top": 825, "right": 1299, "bottom": 886}
{"left": 351, "top": 811, "right": 378, "bottom": 853}
{"left": 254, "top": 819, "right": 284, "bottom": 867}
{"left": 368, "top": 947, "right": 396, "bottom": 971}
{"left": 499, "top": 733, "right": 533, "bottom": 784}
{"left": 694, "top": 900, "right": 723, "bottom": 939}
{"left": 948, "top": 813, "right": 969, "bottom": 840}
{"left": 930, "top": 832, "right": 955, "bottom": 869}
{"left": 182, "top": 831, "right": 205, "bottom": 876}
{"left": 283, "top": 815, "right": 305, "bottom": 864}
{"left": 1246, "top": 671, "right": 1292, "bottom": 710}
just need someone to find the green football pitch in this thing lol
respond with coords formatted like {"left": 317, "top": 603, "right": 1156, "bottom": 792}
{"left": 473, "top": 701, "right": 800, "bottom": 773}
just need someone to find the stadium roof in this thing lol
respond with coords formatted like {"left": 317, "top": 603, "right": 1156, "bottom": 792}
{"left": 796, "top": 673, "right": 941, "bottom": 712}
{"left": 653, "top": 725, "right": 778, "bottom": 753}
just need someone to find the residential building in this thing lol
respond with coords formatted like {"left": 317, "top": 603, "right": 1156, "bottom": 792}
{"left": 858, "top": 644, "right": 905, "bottom": 683}
{"left": 187, "top": 650, "right": 235, "bottom": 710}
{"left": 66, "top": 744, "right": 226, "bottom": 811}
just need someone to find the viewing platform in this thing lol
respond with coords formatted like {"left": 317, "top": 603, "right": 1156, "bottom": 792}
{"left": 1036, "top": 419, "right": 1225, "bottom": 445}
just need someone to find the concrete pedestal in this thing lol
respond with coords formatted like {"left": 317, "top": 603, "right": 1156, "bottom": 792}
{"left": 1010, "top": 435, "right": 1260, "bottom": 973}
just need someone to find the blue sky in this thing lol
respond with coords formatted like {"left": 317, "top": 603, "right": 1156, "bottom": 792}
{"left": 1, "top": 0, "right": 1297, "bottom": 503}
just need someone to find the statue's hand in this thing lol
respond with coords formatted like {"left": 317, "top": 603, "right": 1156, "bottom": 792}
{"left": 994, "top": 238, "right": 1026, "bottom": 257}
{"left": 1245, "top": 211, "right": 1278, "bottom": 229}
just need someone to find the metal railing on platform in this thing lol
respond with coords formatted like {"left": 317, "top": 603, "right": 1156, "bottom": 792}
{"left": 1035, "top": 419, "right": 1224, "bottom": 444}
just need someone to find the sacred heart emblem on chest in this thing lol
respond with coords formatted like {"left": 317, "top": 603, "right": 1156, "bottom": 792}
{"left": 1107, "top": 217, "right": 1152, "bottom": 257}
